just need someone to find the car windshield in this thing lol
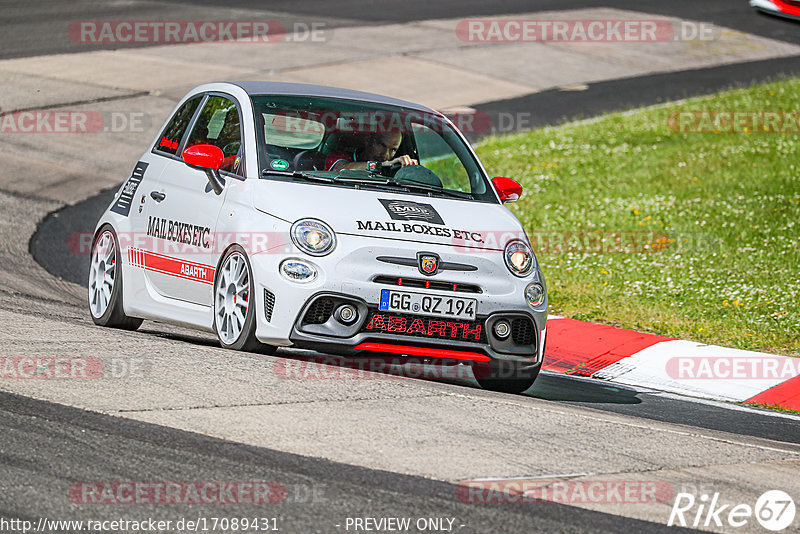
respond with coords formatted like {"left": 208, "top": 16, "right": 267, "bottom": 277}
{"left": 251, "top": 95, "right": 496, "bottom": 203}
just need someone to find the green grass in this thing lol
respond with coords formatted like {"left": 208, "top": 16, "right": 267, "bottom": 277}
{"left": 744, "top": 403, "right": 800, "bottom": 415}
{"left": 475, "top": 77, "right": 800, "bottom": 356}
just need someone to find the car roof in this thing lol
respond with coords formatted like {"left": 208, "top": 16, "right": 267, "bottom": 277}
{"left": 227, "top": 81, "right": 437, "bottom": 113}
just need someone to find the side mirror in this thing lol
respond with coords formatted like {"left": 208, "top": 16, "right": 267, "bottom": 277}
{"left": 183, "top": 144, "right": 224, "bottom": 195}
{"left": 492, "top": 176, "right": 523, "bottom": 203}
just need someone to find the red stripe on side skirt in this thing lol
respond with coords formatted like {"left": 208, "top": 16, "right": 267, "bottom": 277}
{"left": 130, "top": 249, "right": 215, "bottom": 285}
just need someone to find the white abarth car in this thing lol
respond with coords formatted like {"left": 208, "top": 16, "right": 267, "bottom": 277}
{"left": 89, "top": 81, "right": 547, "bottom": 393}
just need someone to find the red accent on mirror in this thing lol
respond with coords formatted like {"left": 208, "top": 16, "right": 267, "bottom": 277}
{"left": 492, "top": 176, "right": 523, "bottom": 202}
{"left": 182, "top": 144, "right": 224, "bottom": 170}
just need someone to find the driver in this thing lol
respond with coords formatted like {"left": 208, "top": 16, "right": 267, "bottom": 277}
{"left": 325, "top": 130, "right": 418, "bottom": 172}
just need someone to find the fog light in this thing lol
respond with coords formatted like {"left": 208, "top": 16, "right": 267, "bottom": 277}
{"left": 280, "top": 259, "right": 317, "bottom": 282}
{"left": 493, "top": 320, "right": 511, "bottom": 339}
{"left": 335, "top": 304, "right": 358, "bottom": 324}
{"left": 525, "top": 282, "right": 545, "bottom": 308}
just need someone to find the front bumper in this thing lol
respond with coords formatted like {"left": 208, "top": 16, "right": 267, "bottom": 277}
{"left": 289, "top": 292, "right": 544, "bottom": 365}
{"left": 251, "top": 238, "right": 547, "bottom": 364}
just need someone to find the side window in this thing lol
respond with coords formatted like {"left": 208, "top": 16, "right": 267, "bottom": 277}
{"left": 154, "top": 96, "right": 202, "bottom": 156}
{"left": 185, "top": 96, "right": 243, "bottom": 176}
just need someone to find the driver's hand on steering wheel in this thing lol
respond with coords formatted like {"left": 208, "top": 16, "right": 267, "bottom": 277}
{"left": 384, "top": 155, "right": 418, "bottom": 167}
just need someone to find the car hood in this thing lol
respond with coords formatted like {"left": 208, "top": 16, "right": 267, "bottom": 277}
{"left": 251, "top": 180, "right": 526, "bottom": 251}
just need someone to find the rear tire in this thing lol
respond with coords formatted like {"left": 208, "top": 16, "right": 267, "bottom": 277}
{"left": 213, "top": 245, "right": 276, "bottom": 354}
{"left": 88, "top": 226, "right": 142, "bottom": 330}
{"left": 474, "top": 360, "right": 540, "bottom": 394}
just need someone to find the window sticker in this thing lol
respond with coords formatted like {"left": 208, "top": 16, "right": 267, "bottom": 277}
{"left": 206, "top": 109, "right": 229, "bottom": 140}
{"left": 110, "top": 161, "right": 149, "bottom": 217}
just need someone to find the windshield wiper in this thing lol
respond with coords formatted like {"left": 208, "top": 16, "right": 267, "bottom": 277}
{"left": 263, "top": 169, "right": 397, "bottom": 191}
{"left": 263, "top": 169, "right": 473, "bottom": 199}
{"left": 334, "top": 175, "right": 473, "bottom": 199}
{"left": 261, "top": 169, "right": 334, "bottom": 183}
{"left": 394, "top": 180, "right": 473, "bottom": 200}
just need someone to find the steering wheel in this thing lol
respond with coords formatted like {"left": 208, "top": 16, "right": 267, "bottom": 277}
{"left": 393, "top": 164, "right": 443, "bottom": 188}
{"left": 372, "top": 162, "right": 402, "bottom": 177}
{"left": 386, "top": 162, "right": 402, "bottom": 175}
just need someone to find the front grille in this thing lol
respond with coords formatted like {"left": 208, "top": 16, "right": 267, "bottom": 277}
{"left": 360, "top": 310, "right": 487, "bottom": 344}
{"left": 303, "top": 297, "right": 335, "bottom": 324}
{"left": 511, "top": 317, "right": 534, "bottom": 345}
{"left": 373, "top": 276, "right": 482, "bottom": 294}
{"left": 263, "top": 289, "right": 276, "bottom": 322}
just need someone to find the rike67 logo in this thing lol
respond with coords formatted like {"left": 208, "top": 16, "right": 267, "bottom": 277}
{"left": 668, "top": 490, "right": 796, "bottom": 531}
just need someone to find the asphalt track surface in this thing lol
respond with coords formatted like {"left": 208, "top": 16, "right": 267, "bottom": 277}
{"left": 1, "top": 389, "right": 710, "bottom": 534}
{"left": 0, "top": 390, "right": 701, "bottom": 534}
{"left": 469, "top": 55, "right": 800, "bottom": 141}
{"left": 2, "top": 0, "right": 800, "bottom": 59}
{"left": 6, "top": 1, "right": 800, "bottom": 532}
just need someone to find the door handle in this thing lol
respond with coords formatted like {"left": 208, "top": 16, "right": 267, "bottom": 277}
{"left": 150, "top": 191, "right": 166, "bottom": 202}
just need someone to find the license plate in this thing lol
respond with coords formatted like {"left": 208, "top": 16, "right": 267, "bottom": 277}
{"left": 379, "top": 289, "right": 477, "bottom": 320}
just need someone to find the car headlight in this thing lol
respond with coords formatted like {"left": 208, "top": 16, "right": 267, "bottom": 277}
{"left": 504, "top": 240, "right": 534, "bottom": 277}
{"left": 291, "top": 219, "right": 336, "bottom": 256}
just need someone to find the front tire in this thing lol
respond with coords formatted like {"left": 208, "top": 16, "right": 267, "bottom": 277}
{"left": 213, "top": 246, "right": 276, "bottom": 354}
{"left": 88, "top": 226, "right": 142, "bottom": 330}
{"left": 474, "top": 360, "right": 540, "bottom": 394}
